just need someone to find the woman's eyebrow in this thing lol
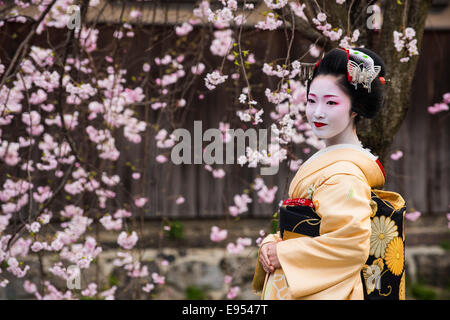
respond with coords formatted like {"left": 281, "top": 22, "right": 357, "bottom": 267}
{"left": 308, "top": 93, "right": 339, "bottom": 98}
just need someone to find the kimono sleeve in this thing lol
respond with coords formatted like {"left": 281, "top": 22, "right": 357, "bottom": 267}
{"left": 251, "top": 231, "right": 281, "bottom": 295}
{"left": 275, "top": 173, "right": 372, "bottom": 299}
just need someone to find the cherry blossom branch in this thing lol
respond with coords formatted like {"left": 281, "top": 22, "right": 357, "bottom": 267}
{"left": 0, "top": 0, "right": 57, "bottom": 91}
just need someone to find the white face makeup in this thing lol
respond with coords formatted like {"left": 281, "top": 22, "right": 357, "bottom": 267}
{"left": 306, "top": 74, "right": 357, "bottom": 145}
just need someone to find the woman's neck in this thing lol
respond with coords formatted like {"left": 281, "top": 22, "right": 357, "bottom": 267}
{"left": 324, "top": 123, "right": 361, "bottom": 148}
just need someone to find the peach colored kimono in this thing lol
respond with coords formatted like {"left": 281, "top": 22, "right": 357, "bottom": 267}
{"left": 252, "top": 144, "right": 386, "bottom": 300}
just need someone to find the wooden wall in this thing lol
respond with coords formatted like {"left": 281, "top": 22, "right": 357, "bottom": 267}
{"left": 388, "top": 30, "right": 450, "bottom": 216}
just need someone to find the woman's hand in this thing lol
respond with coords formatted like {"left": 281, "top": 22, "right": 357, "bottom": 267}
{"left": 259, "top": 241, "right": 282, "bottom": 273}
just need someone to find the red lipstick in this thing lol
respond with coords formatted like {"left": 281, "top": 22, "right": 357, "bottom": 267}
{"left": 314, "top": 122, "right": 327, "bottom": 128}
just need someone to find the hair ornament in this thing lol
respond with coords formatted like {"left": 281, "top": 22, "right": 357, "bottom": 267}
{"left": 341, "top": 48, "right": 381, "bottom": 93}
{"left": 298, "top": 51, "right": 324, "bottom": 82}
{"left": 297, "top": 62, "right": 316, "bottom": 82}
{"left": 378, "top": 76, "right": 391, "bottom": 85}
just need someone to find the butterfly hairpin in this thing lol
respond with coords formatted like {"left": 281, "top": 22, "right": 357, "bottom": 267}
{"left": 346, "top": 49, "right": 381, "bottom": 93}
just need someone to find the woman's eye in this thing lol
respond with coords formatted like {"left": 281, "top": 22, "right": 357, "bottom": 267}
{"left": 307, "top": 99, "right": 315, "bottom": 103}
{"left": 327, "top": 101, "right": 337, "bottom": 105}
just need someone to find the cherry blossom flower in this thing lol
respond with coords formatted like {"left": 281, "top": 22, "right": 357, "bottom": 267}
{"left": 390, "top": 150, "right": 403, "bottom": 161}
{"left": 210, "top": 29, "right": 234, "bottom": 57}
{"left": 428, "top": 102, "right": 449, "bottom": 114}
{"left": 428, "top": 93, "right": 450, "bottom": 114}
{"left": 143, "top": 283, "right": 155, "bottom": 293}
{"left": 99, "top": 214, "right": 122, "bottom": 231}
{"left": 255, "top": 12, "right": 283, "bottom": 31}
{"left": 205, "top": 70, "right": 229, "bottom": 90}
{"left": 224, "top": 275, "right": 233, "bottom": 284}
{"left": 175, "top": 22, "right": 193, "bottom": 36}
{"left": 405, "top": 211, "right": 421, "bottom": 222}
{"left": 264, "top": 0, "right": 288, "bottom": 10}
{"left": 210, "top": 226, "right": 228, "bottom": 242}
{"left": 82, "top": 283, "right": 97, "bottom": 297}
{"left": 393, "top": 28, "right": 418, "bottom": 62}
{"left": 24, "top": 280, "right": 37, "bottom": 294}
{"left": 257, "top": 185, "right": 278, "bottom": 204}
{"left": 256, "top": 229, "right": 266, "bottom": 246}
{"left": 290, "top": 2, "right": 307, "bottom": 21}
{"left": 152, "top": 272, "right": 165, "bottom": 285}
{"left": 212, "top": 169, "right": 226, "bottom": 179}
{"left": 289, "top": 159, "right": 303, "bottom": 171}
{"left": 117, "top": 231, "right": 138, "bottom": 250}
{"left": 134, "top": 197, "right": 148, "bottom": 207}
{"left": 142, "top": 63, "right": 150, "bottom": 72}
{"left": 236, "top": 109, "right": 252, "bottom": 122}
{"left": 132, "top": 172, "right": 141, "bottom": 180}
{"left": 191, "top": 62, "right": 206, "bottom": 75}
{"left": 317, "top": 12, "right": 327, "bottom": 22}
{"left": 156, "top": 154, "right": 168, "bottom": 163}
{"left": 176, "top": 196, "right": 185, "bottom": 205}
{"left": 78, "top": 27, "right": 99, "bottom": 53}
{"left": 309, "top": 44, "right": 321, "bottom": 57}
{"left": 100, "top": 286, "right": 117, "bottom": 300}
{"left": 26, "top": 222, "right": 41, "bottom": 233}
{"left": 130, "top": 10, "right": 142, "bottom": 19}
{"left": 227, "top": 286, "right": 240, "bottom": 299}
{"left": 228, "top": 194, "right": 252, "bottom": 217}
{"left": 208, "top": 7, "right": 234, "bottom": 26}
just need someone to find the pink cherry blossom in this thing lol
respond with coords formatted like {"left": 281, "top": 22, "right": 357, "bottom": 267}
{"left": 264, "top": 0, "right": 288, "bottom": 9}
{"left": 226, "top": 242, "right": 244, "bottom": 254}
{"left": 390, "top": 150, "right": 403, "bottom": 161}
{"left": 82, "top": 283, "right": 97, "bottom": 297}
{"left": 317, "top": 12, "right": 327, "bottom": 22}
{"left": 142, "top": 283, "right": 155, "bottom": 293}
{"left": 175, "top": 22, "right": 193, "bottom": 36}
{"left": 99, "top": 214, "right": 122, "bottom": 231}
{"left": 212, "top": 169, "right": 226, "bottom": 179}
{"left": 152, "top": 272, "right": 165, "bottom": 285}
{"left": 117, "top": 231, "right": 138, "bottom": 250}
{"left": 224, "top": 275, "right": 232, "bottom": 284}
{"left": 443, "top": 93, "right": 450, "bottom": 104}
{"left": 24, "top": 280, "right": 37, "bottom": 294}
{"left": 175, "top": 196, "right": 185, "bottom": 205}
{"left": 428, "top": 102, "right": 449, "bottom": 115}
{"left": 255, "top": 12, "right": 283, "bottom": 31}
{"left": 405, "top": 211, "right": 421, "bottom": 222}
{"left": 205, "top": 70, "right": 229, "bottom": 90}
{"left": 156, "top": 154, "right": 168, "bottom": 163}
{"left": 210, "top": 226, "right": 228, "bottom": 242}
{"left": 134, "top": 197, "right": 148, "bottom": 207}
{"left": 227, "top": 286, "right": 240, "bottom": 299}
{"left": 132, "top": 172, "right": 141, "bottom": 180}
{"left": 130, "top": 10, "right": 142, "bottom": 19}
{"left": 257, "top": 185, "right": 278, "bottom": 204}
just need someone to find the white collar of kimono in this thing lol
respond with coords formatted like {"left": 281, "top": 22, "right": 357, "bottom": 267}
{"left": 303, "top": 143, "right": 378, "bottom": 168}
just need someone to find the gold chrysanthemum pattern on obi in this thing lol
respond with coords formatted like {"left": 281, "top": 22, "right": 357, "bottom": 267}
{"left": 370, "top": 216, "right": 398, "bottom": 258}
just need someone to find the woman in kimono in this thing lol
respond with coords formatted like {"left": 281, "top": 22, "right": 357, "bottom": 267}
{"left": 252, "top": 47, "right": 388, "bottom": 299}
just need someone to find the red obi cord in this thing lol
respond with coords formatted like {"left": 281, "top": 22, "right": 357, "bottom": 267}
{"left": 282, "top": 198, "right": 315, "bottom": 208}
{"left": 375, "top": 159, "right": 387, "bottom": 181}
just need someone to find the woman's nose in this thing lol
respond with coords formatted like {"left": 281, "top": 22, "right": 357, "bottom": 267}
{"left": 313, "top": 103, "right": 325, "bottom": 118}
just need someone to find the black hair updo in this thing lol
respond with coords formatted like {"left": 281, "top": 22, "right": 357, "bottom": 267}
{"left": 306, "top": 47, "right": 387, "bottom": 125}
